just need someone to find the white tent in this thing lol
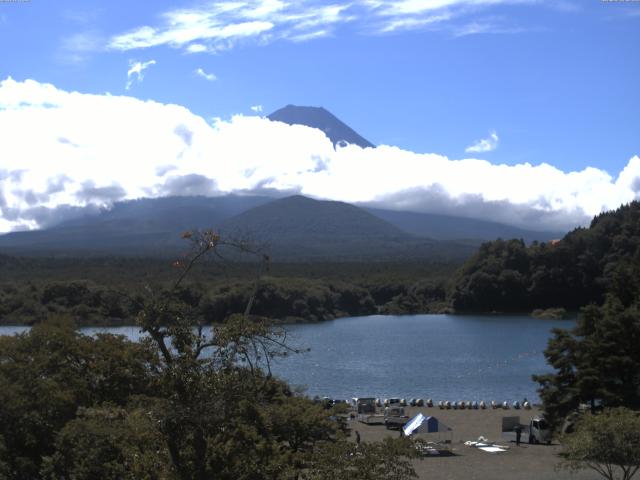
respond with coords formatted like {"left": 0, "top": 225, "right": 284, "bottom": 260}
{"left": 403, "top": 413, "right": 452, "bottom": 439}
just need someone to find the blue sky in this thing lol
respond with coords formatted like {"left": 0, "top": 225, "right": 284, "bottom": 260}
{"left": 0, "top": 0, "right": 639, "bottom": 232}
{"left": 2, "top": 0, "right": 638, "bottom": 171}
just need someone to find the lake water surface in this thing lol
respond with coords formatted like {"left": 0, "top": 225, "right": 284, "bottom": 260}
{"left": 0, "top": 314, "right": 572, "bottom": 403}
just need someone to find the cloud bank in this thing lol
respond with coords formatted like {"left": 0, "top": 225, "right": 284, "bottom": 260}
{"left": 0, "top": 77, "right": 639, "bottom": 234}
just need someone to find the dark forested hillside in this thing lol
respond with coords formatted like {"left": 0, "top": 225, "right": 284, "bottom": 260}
{"left": 222, "top": 195, "right": 407, "bottom": 240}
{"left": 0, "top": 193, "right": 564, "bottom": 260}
{"left": 0, "top": 254, "right": 458, "bottom": 326}
{"left": 450, "top": 201, "right": 640, "bottom": 312}
{"left": 0, "top": 195, "right": 476, "bottom": 261}
{"left": 0, "top": 195, "right": 273, "bottom": 254}
{"left": 220, "top": 195, "right": 475, "bottom": 261}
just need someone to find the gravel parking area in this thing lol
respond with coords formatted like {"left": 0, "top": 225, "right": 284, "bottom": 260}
{"left": 349, "top": 406, "right": 601, "bottom": 480}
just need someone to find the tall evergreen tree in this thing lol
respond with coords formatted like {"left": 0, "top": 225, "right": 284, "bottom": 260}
{"left": 534, "top": 253, "right": 640, "bottom": 429}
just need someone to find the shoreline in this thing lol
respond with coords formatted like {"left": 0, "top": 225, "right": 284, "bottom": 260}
{"left": 0, "top": 310, "right": 578, "bottom": 329}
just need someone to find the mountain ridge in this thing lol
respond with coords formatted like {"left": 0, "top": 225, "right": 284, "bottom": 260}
{"left": 0, "top": 194, "right": 564, "bottom": 260}
{"left": 365, "top": 207, "right": 562, "bottom": 243}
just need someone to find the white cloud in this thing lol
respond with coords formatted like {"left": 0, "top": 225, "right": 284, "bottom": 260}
{"left": 110, "top": 19, "right": 275, "bottom": 51}
{"left": 466, "top": 130, "right": 499, "bottom": 153}
{"left": 363, "top": 0, "right": 547, "bottom": 35}
{"left": 365, "top": 0, "right": 536, "bottom": 16}
{"left": 105, "top": 0, "right": 559, "bottom": 54}
{"left": 107, "top": 1, "right": 353, "bottom": 53}
{"left": 251, "top": 105, "right": 263, "bottom": 113}
{"left": 378, "top": 13, "right": 453, "bottom": 33}
{"left": 195, "top": 67, "right": 217, "bottom": 81}
{"left": 126, "top": 59, "right": 156, "bottom": 90}
{"left": 288, "top": 29, "right": 330, "bottom": 42}
{"left": 186, "top": 43, "right": 209, "bottom": 53}
{"left": 1, "top": 78, "right": 639, "bottom": 234}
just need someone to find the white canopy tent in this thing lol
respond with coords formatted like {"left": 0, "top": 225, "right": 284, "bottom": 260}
{"left": 403, "top": 413, "right": 453, "bottom": 442}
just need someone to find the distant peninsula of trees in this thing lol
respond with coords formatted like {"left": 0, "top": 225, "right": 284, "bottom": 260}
{"left": 0, "top": 259, "right": 455, "bottom": 326}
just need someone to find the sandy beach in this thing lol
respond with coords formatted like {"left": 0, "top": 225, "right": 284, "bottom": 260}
{"left": 350, "top": 406, "right": 601, "bottom": 480}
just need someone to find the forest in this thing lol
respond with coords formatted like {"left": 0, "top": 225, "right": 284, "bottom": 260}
{"left": 450, "top": 201, "right": 640, "bottom": 313}
{"left": 0, "top": 232, "right": 420, "bottom": 479}
{"left": 0, "top": 256, "right": 456, "bottom": 326}
{"left": 3, "top": 202, "right": 640, "bottom": 325}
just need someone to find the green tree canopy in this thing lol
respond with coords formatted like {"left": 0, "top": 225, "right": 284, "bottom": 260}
{"left": 534, "top": 249, "right": 640, "bottom": 430}
{"left": 0, "top": 318, "right": 157, "bottom": 480}
{"left": 0, "top": 231, "right": 418, "bottom": 480}
{"left": 559, "top": 408, "right": 640, "bottom": 480}
{"left": 451, "top": 201, "right": 640, "bottom": 312}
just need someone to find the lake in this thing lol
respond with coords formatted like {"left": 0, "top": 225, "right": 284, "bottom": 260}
{"left": 0, "top": 314, "right": 572, "bottom": 403}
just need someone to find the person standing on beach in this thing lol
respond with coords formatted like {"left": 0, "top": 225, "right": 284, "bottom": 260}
{"left": 514, "top": 424, "right": 523, "bottom": 446}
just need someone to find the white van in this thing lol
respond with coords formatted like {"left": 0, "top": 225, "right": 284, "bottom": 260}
{"left": 528, "top": 416, "right": 551, "bottom": 444}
